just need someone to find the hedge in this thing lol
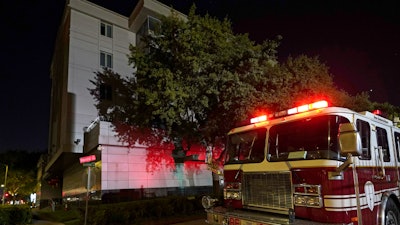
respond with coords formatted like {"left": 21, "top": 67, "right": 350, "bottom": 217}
{"left": 81, "top": 196, "right": 203, "bottom": 225}
{"left": 0, "top": 205, "right": 31, "bottom": 225}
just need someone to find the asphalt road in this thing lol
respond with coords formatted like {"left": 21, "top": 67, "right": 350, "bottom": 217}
{"left": 32, "top": 218, "right": 207, "bottom": 225}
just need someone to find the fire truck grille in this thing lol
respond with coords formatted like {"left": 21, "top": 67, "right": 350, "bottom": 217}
{"left": 243, "top": 172, "right": 292, "bottom": 212}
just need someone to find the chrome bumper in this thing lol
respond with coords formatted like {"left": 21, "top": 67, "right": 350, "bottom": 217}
{"left": 205, "top": 207, "right": 347, "bottom": 225}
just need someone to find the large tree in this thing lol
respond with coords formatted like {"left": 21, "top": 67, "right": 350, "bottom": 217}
{"left": 258, "top": 55, "right": 350, "bottom": 111}
{"left": 4, "top": 169, "right": 36, "bottom": 204}
{"left": 90, "top": 7, "right": 280, "bottom": 163}
{"left": 91, "top": 7, "right": 395, "bottom": 168}
{"left": 0, "top": 150, "right": 40, "bottom": 204}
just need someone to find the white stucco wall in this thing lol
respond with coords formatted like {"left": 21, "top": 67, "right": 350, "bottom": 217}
{"left": 55, "top": 1, "right": 212, "bottom": 197}
{"left": 66, "top": 5, "right": 134, "bottom": 153}
{"left": 99, "top": 122, "right": 212, "bottom": 193}
{"left": 101, "top": 145, "right": 212, "bottom": 191}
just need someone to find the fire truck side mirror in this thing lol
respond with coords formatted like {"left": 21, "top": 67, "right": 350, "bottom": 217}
{"left": 338, "top": 123, "right": 362, "bottom": 157}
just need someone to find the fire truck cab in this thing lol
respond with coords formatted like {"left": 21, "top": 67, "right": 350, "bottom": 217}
{"left": 202, "top": 101, "right": 400, "bottom": 225}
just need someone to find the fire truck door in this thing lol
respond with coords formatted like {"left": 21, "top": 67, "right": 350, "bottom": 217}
{"left": 375, "top": 146, "right": 386, "bottom": 179}
{"left": 393, "top": 132, "right": 400, "bottom": 188}
{"left": 355, "top": 117, "right": 386, "bottom": 179}
{"left": 373, "top": 125, "right": 390, "bottom": 181}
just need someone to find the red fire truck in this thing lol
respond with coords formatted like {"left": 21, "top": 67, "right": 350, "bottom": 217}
{"left": 202, "top": 100, "right": 400, "bottom": 225}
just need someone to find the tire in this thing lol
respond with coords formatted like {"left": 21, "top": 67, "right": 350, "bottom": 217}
{"left": 385, "top": 199, "right": 400, "bottom": 225}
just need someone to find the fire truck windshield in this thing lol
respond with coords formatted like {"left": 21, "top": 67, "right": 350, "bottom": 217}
{"left": 268, "top": 115, "right": 349, "bottom": 162}
{"left": 225, "top": 128, "right": 267, "bottom": 164}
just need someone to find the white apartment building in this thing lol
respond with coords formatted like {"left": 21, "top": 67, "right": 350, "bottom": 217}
{"left": 39, "top": 0, "right": 212, "bottom": 205}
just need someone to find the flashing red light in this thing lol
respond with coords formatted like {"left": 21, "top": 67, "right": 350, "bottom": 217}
{"left": 287, "top": 107, "right": 298, "bottom": 114}
{"left": 250, "top": 100, "right": 328, "bottom": 124}
{"left": 297, "top": 104, "right": 309, "bottom": 113}
{"left": 250, "top": 115, "right": 267, "bottom": 124}
{"left": 288, "top": 100, "right": 328, "bottom": 115}
{"left": 372, "top": 109, "right": 382, "bottom": 115}
{"left": 310, "top": 100, "right": 329, "bottom": 109}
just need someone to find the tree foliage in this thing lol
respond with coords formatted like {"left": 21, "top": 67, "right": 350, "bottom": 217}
{"left": 4, "top": 169, "right": 36, "bottom": 203}
{"left": 0, "top": 150, "right": 40, "bottom": 203}
{"left": 90, "top": 7, "right": 400, "bottom": 166}
{"left": 245, "top": 55, "right": 346, "bottom": 113}
{"left": 90, "top": 8, "right": 280, "bottom": 156}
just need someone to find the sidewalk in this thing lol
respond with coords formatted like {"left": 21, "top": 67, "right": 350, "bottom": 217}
{"left": 31, "top": 208, "right": 65, "bottom": 225}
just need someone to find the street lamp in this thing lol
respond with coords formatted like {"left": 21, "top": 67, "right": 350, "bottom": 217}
{"left": 1, "top": 164, "right": 8, "bottom": 205}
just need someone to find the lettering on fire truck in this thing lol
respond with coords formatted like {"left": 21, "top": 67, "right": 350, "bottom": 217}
{"left": 202, "top": 100, "right": 400, "bottom": 225}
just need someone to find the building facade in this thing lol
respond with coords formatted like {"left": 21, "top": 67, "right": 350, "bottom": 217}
{"left": 38, "top": 0, "right": 212, "bottom": 205}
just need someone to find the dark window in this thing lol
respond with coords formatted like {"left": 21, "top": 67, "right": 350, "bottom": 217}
{"left": 356, "top": 119, "right": 371, "bottom": 159}
{"left": 100, "top": 52, "right": 113, "bottom": 68}
{"left": 100, "top": 84, "right": 112, "bottom": 101}
{"left": 107, "top": 25, "right": 112, "bottom": 38}
{"left": 136, "top": 16, "right": 161, "bottom": 50}
{"left": 100, "top": 22, "right": 112, "bottom": 38}
{"left": 101, "top": 23, "right": 105, "bottom": 35}
{"left": 395, "top": 132, "right": 400, "bottom": 162}
{"left": 225, "top": 128, "right": 266, "bottom": 164}
{"left": 268, "top": 115, "right": 349, "bottom": 162}
{"left": 376, "top": 127, "right": 390, "bottom": 162}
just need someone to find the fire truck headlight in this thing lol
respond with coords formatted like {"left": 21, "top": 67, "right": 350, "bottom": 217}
{"left": 232, "top": 192, "right": 241, "bottom": 200}
{"left": 224, "top": 191, "right": 242, "bottom": 200}
{"left": 294, "top": 195, "right": 322, "bottom": 208}
{"left": 224, "top": 182, "right": 242, "bottom": 200}
{"left": 294, "top": 195, "right": 307, "bottom": 206}
{"left": 306, "top": 196, "right": 322, "bottom": 207}
{"left": 294, "top": 184, "right": 322, "bottom": 208}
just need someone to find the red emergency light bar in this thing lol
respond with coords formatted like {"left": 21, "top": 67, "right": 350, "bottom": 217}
{"left": 287, "top": 100, "right": 328, "bottom": 115}
{"left": 250, "top": 100, "right": 328, "bottom": 124}
{"left": 372, "top": 109, "right": 382, "bottom": 115}
{"left": 250, "top": 115, "right": 267, "bottom": 124}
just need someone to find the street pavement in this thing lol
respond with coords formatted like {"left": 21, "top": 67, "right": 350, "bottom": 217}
{"left": 31, "top": 218, "right": 206, "bottom": 225}
{"left": 31, "top": 218, "right": 207, "bottom": 225}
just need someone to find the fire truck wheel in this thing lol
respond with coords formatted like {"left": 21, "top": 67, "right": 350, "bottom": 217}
{"left": 385, "top": 199, "right": 400, "bottom": 225}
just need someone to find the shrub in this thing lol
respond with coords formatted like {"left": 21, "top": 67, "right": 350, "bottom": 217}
{"left": 80, "top": 196, "right": 203, "bottom": 224}
{"left": 0, "top": 205, "right": 31, "bottom": 225}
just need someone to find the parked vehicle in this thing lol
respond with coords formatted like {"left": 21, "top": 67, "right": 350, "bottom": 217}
{"left": 203, "top": 100, "right": 400, "bottom": 225}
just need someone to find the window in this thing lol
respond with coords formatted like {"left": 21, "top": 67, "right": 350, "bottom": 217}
{"left": 225, "top": 128, "right": 266, "bottom": 164}
{"left": 376, "top": 127, "right": 390, "bottom": 162}
{"left": 100, "top": 22, "right": 112, "bottom": 38}
{"left": 136, "top": 16, "right": 161, "bottom": 49}
{"left": 356, "top": 119, "right": 371, "bottom": 159}
{"left": 395, "top": 132, "right": 400, "bottom": 162}
{"left": 267, "top": 115, "right": 348, "bottom": 162}
{"left": 100, "top": 52, "right": 113, "bottom": 68}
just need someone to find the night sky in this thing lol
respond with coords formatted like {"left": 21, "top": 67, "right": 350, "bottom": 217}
{"left": 0, "top": 0, "right": 399, "bottom": 152}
